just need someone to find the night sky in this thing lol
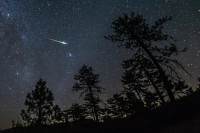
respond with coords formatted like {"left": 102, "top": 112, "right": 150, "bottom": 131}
{"left": 0, "top": 0, "right": 200, "bottom": 129}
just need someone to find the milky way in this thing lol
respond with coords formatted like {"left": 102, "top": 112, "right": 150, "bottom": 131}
{"left": 0, "top": 0, "right": 200, "bottom": 129}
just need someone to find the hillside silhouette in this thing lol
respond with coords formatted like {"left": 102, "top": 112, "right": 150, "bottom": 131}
{"left": 2, "top": 92, "right": 200, "bottom": 133}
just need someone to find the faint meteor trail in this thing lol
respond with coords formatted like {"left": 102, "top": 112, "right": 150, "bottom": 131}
{"left": 49, "top": 38, "right": 68, "bottom": 45}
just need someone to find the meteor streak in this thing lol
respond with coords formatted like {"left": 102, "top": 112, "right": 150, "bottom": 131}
{"left": 49, "top": 38, "right": 68, "bottom": 45}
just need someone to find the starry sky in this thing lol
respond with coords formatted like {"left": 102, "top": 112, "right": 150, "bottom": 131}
{"left": 0, "top": 0, "right": 200, "bottom": 129}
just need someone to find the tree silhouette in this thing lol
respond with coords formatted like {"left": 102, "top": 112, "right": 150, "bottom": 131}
{"left": 73, "top": 65, "right": 104, "bottom": 121}
{"left": 106, "top": 12, "right": 187, "bottom": 103}
{"left": 172, "top": 80, "right": 193, "bottom": 98}
{"left": 20, "top": 79, "right": 61, "bottom": 126}
{"left": 124, "top": 91, "right": 145, "bottom": 114}
{"left": 66, "top": 103, "right": 86, "bottom": 122}
{"left": 51, "top": 105, "right": 65, "bottom": 124}
{"left": 106, "top": 93, "right": 128, "bottom": 118}
{"left": 122, "top": 54, "right": 166, "bottom": 106}
{"left": 106, "top": 92, "right": 144, "bottom": 118}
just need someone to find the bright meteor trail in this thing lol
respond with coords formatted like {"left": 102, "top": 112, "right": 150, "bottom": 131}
{"left": 49, "top": 38, "right": 68, "bottom": 45}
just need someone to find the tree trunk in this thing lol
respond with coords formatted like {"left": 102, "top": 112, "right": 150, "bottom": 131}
{"left": 38, "top": 106, "right": 42, "bottom": 126}
{"left": 88, "top": 87, "right": 99, "bottom": 122}
{"left": 143, "top": 67, "right": 165, "bottom": 104}
{"left": 140, "top": 42, "right": 175, "bottom": 102}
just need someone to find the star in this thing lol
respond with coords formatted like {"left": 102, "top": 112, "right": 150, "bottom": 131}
{"left": 8, "top": 87, "right": 13, "bottom": 91}
{"left": 68, "top": 52, "right": 72, "bottom": 57}
{"left": 6, "top": 13, "right": 10, "bottom": 17}
{"left": 187, "top": 64, "right": 193, "bottom": 67}
{"left": 47, "top": 2, "right": 51, "bottom": 7}
{"left": 15, "top": 72, "right": 20, "bottom": 77}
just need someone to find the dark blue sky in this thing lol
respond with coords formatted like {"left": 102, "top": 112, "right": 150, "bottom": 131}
{"left": 0, "top": 0, "right": 200, "bottom": 129}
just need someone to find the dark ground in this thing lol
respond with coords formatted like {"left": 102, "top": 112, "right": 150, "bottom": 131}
{"left": 2, "top": 91, "right": 200, "bottom": 133}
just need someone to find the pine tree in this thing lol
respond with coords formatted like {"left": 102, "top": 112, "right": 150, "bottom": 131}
{"left": 122, "top": 54, "right": 165, "bottom": 106}
{"left": 51, "top": 105, "right": 65, "bottom": 124}
{"left": 107, "top": 92, "right": 144, "bottom": 118}
{"left": 106, "top": 12, "right": 188, "bottom": 103}
{"left": 20, "top": 79, "right": 60, "bottom": 126}
{"left": 107, "top": 93, "right": 128, "bottom": 118}
{"left": 73, "top": 65, "right": 104, "bottom": 121}
{"left": 66, "top": 103, "right": 86, "bottom": 122}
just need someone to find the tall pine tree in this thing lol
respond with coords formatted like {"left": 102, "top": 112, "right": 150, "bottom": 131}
{"left": 106, "top": 13, "right": 188, "bottom": 103}
{"left": 73, "top": 65, "right": 104, "bottom": 121}
{"left": 66, "top": 103, "right": 86, "bottom": 122}
{"left": 21, "top": 79, "right": 61, "bottom": 126}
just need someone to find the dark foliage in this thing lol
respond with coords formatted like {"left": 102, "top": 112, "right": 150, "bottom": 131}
{"left": 3, "top": 90, "right": 200, "bottom": 133}
{"left": 65, "top": 103, "right": 86, "bottom": 122}
{"left": 106, "top": 12, "right": 188, "bottom": 103}
{"left": 20, "top": 79, "right": 62, "bottom": 127}
{"left": 106, "top": 92, "right": 144, "bottom": 119}
{"left": 73, "top": 65, "right": 104, "bottom": 121}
